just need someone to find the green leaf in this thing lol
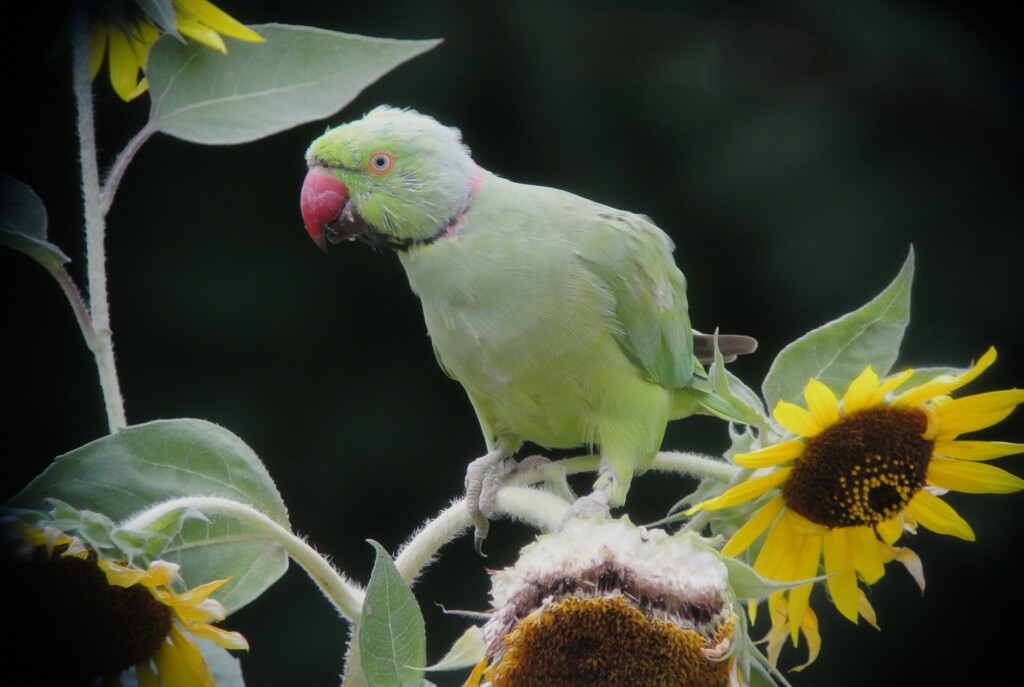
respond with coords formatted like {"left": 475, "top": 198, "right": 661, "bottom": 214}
{"left": 724, "top": 556, "right": 825, "bottom": 601}
{"left": 133, "top": 0, "right": 180, "bottom": 39}
{"left": 360, "top": 541, "right": 427, "bottom": 687}
{"left": 0, "top": 173, "right": 69, "bottom": 271}
{"left": 146, "top": 24, "right": 441, "bottom": 144}
{"left": 7, "top": 418, "right": 289, "bottom": 613}
{"left": 425, "top": 625, "right": 487, "bottom": 672}
{"left": 762, "top": 247, "right": 914, "bottom": 410}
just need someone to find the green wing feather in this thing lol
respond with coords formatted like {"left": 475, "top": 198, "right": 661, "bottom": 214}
{"left": 572, "top": 209, "right": 695, "bottom": 390}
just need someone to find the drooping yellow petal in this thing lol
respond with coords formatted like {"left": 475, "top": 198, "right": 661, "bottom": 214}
{"left": 848, "top": 525, "right": 884, "bottom": 584}
{"left": 905, "top": 490, "right": 975, "bottom": 541}
{"left": 177, "top": 0, "right": 265, "bottom": 43}
{"left": 822, "top": 528, "right": 859, "bottom": 622}
{"left": 185, "top": 622, "right": 250, "bottom": 650}
{"left": 171, "top": 576, "right": 231, "bottom": 606}
{"left": 99, "top": 559, "right": 150, "bottom": 587}
{"left": 878, "top": 542, "right": 925, "bottom": 593}
{"left": 722, "top": 494, "right": 785, "bottom": 556}
{"left": 842, "top": 366, "right": 880, "bottom": 413}
{"left": 804, "top": 378, "right": 840, "bottom": 429}
{"left": 933, "top": 389, "right": 1024, "bottom": 439}
{"left": 875, "top": 516, "right": 904, "bottom": 545}
{"left": 156, "top": 625, "right": 216, "bottom": 687}
{"left": 856, "top": 589, "right": 880, "bottom": 630}
{"left": 933, "top": 439, "right": 1024, "bottom": 461}
{"left": 688, "top": 467, "right": 792, "bottom": 513}
{"left": 734, "top": 439, "right": 804, "bottom": 468}
{"left": 892, "top": 347, "right": 997, "bottom": 407}
{"left": 176, "top": 16, "right": 228, "bottom": 53}
{"left": 927, "top": 457, "right": 1024, "bottom": 494}
{"left": 785, "top": 527, "right": 823, "bottom": 644}
{"left": 106, "top": 25, "right": 145, "bottom": 101}
{"left": 773, "top": 400, "right": 825, "bottom": 437}
{"left": 791, "top": 604, "right": 821, "bottom": 671}
{"left": 753, "top": 507, "right": 801, "bottom": 582}
{"left": 88, "top": 22, "right": 107, "bottom": 79}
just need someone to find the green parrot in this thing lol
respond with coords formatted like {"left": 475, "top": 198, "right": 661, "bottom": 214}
{"left": 300, "top": 107, "right": 755, "bottom": 550}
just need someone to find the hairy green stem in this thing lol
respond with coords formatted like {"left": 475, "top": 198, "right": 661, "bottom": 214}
{"left": 71, "top": 9, "right": 126, "bottom": 432}
{"left": 123, "top": 496, "right": 365, "bottom": 621}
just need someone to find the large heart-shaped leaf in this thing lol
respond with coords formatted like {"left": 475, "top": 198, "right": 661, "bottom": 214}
{"left": 8, "top": 418, "right": 290, "bottom": 613}
{"left": 146, "top": 24, "right": 440, "bottom": 144}
{"left": 762, "top": 248, "right": 914, "bottom": 410}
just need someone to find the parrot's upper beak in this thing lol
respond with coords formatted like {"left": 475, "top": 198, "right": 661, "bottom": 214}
{"left": 300, "top": 168, "right": 366, "bottom": 251}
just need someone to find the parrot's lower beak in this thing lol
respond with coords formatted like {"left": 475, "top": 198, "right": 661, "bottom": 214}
{"left": 301, "top": 168, "right": 366, "bottom": 251}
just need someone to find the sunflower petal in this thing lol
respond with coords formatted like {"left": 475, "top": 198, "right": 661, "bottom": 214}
{"left": 785, "top": 530, "right": 823, "bottom": 644}
{"left": 927, "top": 457, "right": 1024, "bottom": 494}
{"left": 186, "top": 622, "right": 250, "bottom": 650}
{"left": 177, "top": 16, "right": 228, "bottom": 53}
{"left": 804, "top": 378, "right": 840, "bottom": 429}
{"left": 933, "top": 439, "right": 1024, "bottom": 461}
{"left": 722, "top": 494, "right": 786, "bottom": 557}
{"left": 879, "top": 543, "right": 925, "bottom": 593}
{"left": 773, "top": 400, "right": 825, "bottom": 437}
{"left": 792, "top": 605, "right": 822, "bottom": 671}
{"left": 848, "top": 525, "right": 885, "bottom": 584}
{"left": 754, "top": 507, "right": 800, "bottom": 581}
{"left": 875, "top": 516, "right": 904, "bottom": 545}
{"left": 933, "top": 389, "right": 1024, "bottom": 439}
{"left": 688, "top": 467, "right": 792, "bottom": 513}
{"left": 856, "top": 589, "right": 880, "bottom": 630}
{"left": 734, "top": 439, "right": 804, "bottom": 468}
{"left": 462, "top": 658, "right": 489, "bottom": 687}
{"left": 905, "top": 490, "right": 975, "bottom": 541}
{"left": 177, "top": 0, "right": 265, "bottom": 43}
{"left": 158, "top": 625, "right": 216, "bottom": 687}
{"left": 822, "top": 528, "right": 859, "bottom": 622}
{"left": 893, "top": 347, "right": 997, "bottom": 407}
{"left": 106, "top": 26, "right": 145, "bottom": 101}
{"left": 842, "top": 366, "right": 880, "bottom": 413}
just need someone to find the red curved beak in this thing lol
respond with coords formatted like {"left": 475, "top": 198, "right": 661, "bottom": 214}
{"left": 300, "top": 168, "right": 349, "bottom": 252}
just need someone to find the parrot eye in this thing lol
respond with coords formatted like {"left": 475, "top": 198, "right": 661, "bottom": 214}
{"left": 368, "top": 152, "right": 394, "bottom": 175}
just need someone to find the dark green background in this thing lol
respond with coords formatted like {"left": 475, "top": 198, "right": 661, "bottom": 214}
{"left": 3, "top": 1, "right": 1021, "bottom": 685}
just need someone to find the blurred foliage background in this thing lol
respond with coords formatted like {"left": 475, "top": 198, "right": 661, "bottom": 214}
{"left": 3, "top": 1, "right": 1021, "bottom": 685}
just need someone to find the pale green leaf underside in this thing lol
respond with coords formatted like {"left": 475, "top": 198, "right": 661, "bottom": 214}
{"left": 8, "top": 418, "right": 290, "bottom": 613}
{"left": 146, "top": 24, "right": 441, "bottom": 144}
{"left": 0, "top": 173, "right": 69, "bottom": 270}
{"left": 425, "top": 625, "right": 487, "bottom": 672}
{"left": 762, "top": 248, "right": 914, "bottom": 410}
{"left": 360, "top": 541, "right": 427, "bottom": 687}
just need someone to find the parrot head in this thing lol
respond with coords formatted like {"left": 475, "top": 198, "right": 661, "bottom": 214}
{"left": 301, "top": 106, "right": 479, "bottom": 251}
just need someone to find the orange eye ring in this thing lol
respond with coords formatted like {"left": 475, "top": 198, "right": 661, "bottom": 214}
{"left": 368, "top": 151, "right": 394, "bottom": 175}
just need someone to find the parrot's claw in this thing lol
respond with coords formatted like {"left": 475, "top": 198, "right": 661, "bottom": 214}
{"left": 464, "top": 447, "right": 516, "bottom": 555}
{"left": 560, "top": 490, "right": 611, "bottom": 530}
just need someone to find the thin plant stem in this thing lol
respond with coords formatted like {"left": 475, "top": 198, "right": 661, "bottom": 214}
{"left": 71, "top": 8, "right": 126, "bottom": 432}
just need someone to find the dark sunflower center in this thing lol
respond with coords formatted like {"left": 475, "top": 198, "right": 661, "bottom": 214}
{"left": 781, "top": 405, "right": 934, "bottom": 528}
{"left": 1, "top": 547, "right": 172, "bottom": 684}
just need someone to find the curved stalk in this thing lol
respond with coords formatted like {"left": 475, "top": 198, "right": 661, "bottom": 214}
{"left": 123, "top": 496, "right": 365, "bottom": 620}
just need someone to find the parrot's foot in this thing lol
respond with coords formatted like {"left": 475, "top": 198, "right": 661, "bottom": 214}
{"left": 464, "top": 447, "right": 516, "bottom": 555}
{"left": 560, "top": 490, "right": 610, "bottom": 529}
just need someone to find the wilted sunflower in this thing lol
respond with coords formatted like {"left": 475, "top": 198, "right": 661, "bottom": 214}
{"left": 88, "top": 0, "right": 264, "bottom": 101}
{"left": 688, "top": 347, "right": 1024, "bottom": 664}
{"left": 465, "top": 518, "right": 742, "bottom": 687}
{"left": 1, "top": 520, "right": 247, "bottom": 686}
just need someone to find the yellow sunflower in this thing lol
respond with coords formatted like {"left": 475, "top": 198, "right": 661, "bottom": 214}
{"left": 100, "top": 558, "right": 248, "bottom": 686}
{"left": 89, "top": 0, "right": 264, "bottom": 101}
{"left": 2, "top": 522, "right": 246, "bottom": 686}
{"left": 688, "top": 347, "right": 1024, "bottom": 664}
